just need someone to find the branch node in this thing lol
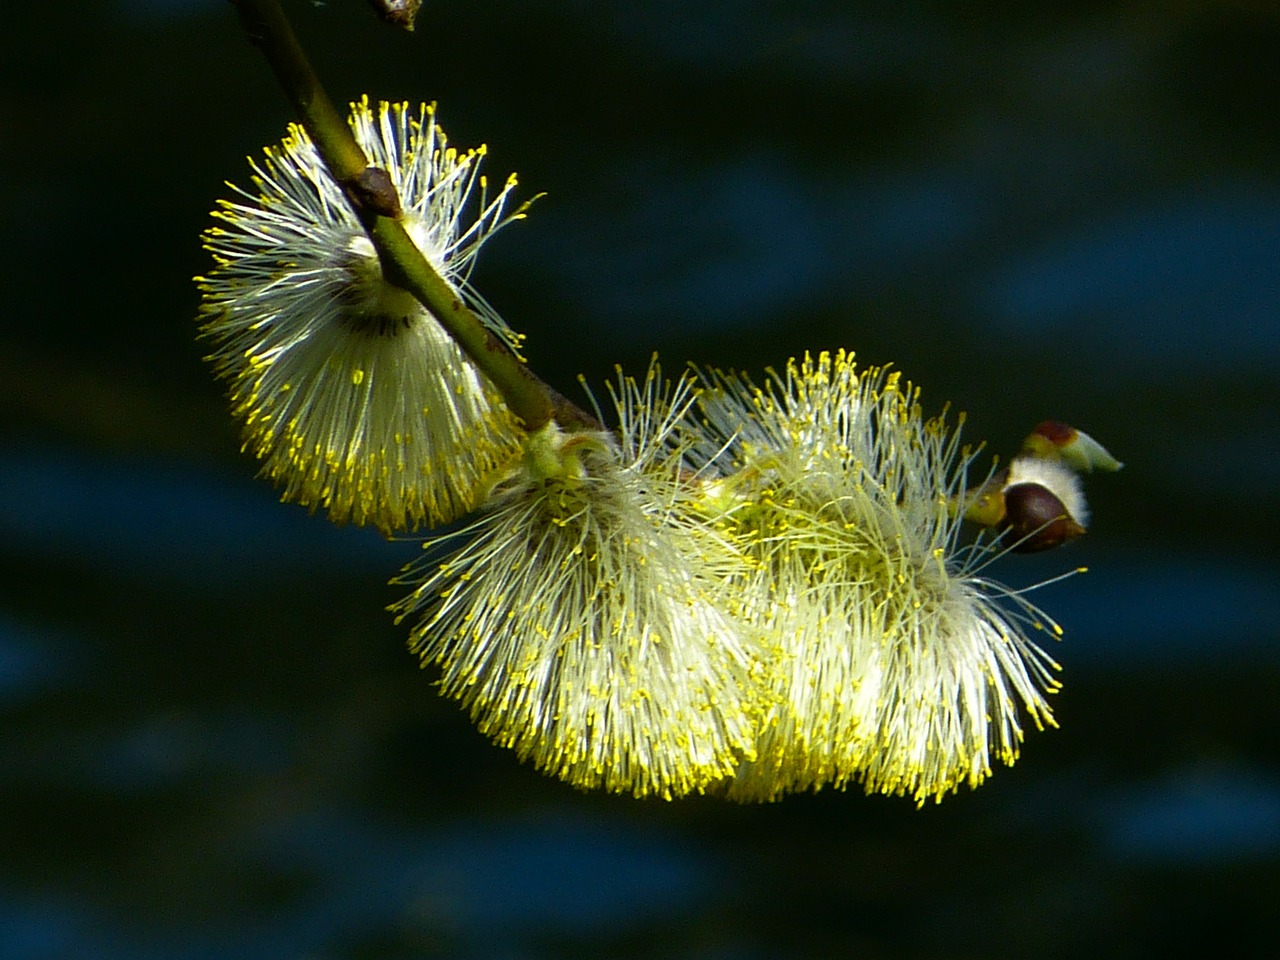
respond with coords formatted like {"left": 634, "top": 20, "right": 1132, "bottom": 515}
{"left": 345, "top": 166, "right": 403, "bottom": 220}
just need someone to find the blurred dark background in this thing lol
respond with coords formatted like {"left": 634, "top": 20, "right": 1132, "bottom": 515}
{"left": 2, "top": 1, "right": 1278, "bottom": 957}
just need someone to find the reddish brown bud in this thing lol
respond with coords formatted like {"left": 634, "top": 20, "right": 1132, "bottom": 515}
{"left": 1033, "top": 420, "right": 1076, "bottom": 446}
{"left": 344, "top": 166, "right": 403, "bottom": 220}
{"left": 1002, "top": 482, "right": 1086, "bottom": 553}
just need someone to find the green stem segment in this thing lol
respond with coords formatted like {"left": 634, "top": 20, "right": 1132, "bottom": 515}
{"left": 229, "top": 0, "right": 555, "bottom": 431}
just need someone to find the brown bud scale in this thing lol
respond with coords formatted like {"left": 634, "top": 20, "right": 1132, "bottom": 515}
{"left": 1032, "top": 421, "right": 1077, "bottom": 447}
{"left": 1002, "top": 482, "right": 1086, "bottom": 553}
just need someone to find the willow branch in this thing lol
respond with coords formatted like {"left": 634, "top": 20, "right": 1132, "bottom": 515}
{"left": 228, "top": 0, "right": 555, "bottom": 431}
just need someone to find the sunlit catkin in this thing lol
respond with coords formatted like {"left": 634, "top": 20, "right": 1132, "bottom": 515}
{"left": 198, "top": 97, "right": 531, "bottom": 533}
{"left": 392, "top": 364, "right": 764, "bottom": 799}
{"left": 687, "top": 351, "right": 1063, "bottom": 804}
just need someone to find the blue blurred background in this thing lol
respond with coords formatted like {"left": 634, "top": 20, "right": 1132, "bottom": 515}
{"left": 2, "top": 1, "right": 1278, "bottom": 957}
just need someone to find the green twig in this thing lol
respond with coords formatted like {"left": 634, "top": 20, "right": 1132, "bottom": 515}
{"left": 228, "top": 0, "right": 555, "bottom": 431}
